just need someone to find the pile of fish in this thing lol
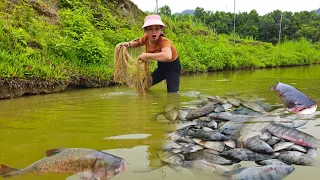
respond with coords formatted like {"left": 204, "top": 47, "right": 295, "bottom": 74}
{"left": 156, "top": 92, "right": 319, "bottom": 180}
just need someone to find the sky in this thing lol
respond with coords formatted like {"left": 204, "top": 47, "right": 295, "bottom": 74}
{"left": 130, "top": 0, "right": 319, "bottom": 15}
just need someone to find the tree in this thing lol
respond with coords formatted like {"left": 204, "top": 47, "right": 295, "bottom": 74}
{"left": 259, "top": 15, "right": 278, "bottom": 43}
{"left": 194, "top": 7, "right": 205, "bottom": 23}
{"left": 159, "top": 5, "right": 171, "bottom": 17}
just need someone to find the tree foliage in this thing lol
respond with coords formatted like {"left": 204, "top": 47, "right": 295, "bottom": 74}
{"left": 169, "top": 6, "right": 320, "bottom": 43}
{"left": 159, "top": 5, "right": 171, "bottom": 16}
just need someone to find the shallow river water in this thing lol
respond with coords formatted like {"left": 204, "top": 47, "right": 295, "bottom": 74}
{"left": 0, "top": 65, "right": 320, "bottom": 180}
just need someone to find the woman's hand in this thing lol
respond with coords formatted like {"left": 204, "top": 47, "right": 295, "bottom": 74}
{"left": 138, "top": 53, "right": 150, "bottom": 62}
{"left": 120, "top": 42, "right": 130, "bottom": 48}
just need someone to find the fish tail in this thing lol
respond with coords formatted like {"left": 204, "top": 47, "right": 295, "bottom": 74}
{"left": 0, "top": 164, "right": 21, "bottom": 178}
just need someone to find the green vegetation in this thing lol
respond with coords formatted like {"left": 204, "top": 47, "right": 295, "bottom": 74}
{"left": 169, "top": 6, "right": 320, "bottom": 43}
{"left": 0, "top": 0, "right": 319, "bottom": 82}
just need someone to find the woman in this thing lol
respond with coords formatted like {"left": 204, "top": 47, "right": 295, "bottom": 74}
{"left": 121, "top": 14, "right": 181, "bottom": 93}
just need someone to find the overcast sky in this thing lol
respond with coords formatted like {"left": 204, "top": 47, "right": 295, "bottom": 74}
{"left": 130, "top": 0, "right": 319, "bottom": 15}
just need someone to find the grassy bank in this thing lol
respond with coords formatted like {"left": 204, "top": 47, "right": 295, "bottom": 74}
{"left": 1, "top": 0, "right": 320, "bottom": 82}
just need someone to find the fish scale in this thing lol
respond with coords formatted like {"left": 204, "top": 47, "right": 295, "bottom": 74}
{"left": 265, "top": 123, "right": 319, "bottom": 148}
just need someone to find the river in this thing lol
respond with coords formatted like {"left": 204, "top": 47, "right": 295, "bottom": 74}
{"left": 0, "top": 65, "right": 319, "bottom": 180}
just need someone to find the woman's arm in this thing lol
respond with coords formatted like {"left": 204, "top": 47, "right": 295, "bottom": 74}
{"left": 139, "top": 47, "right": 172, "bottom": 62}
{"left": 122, "top": 40, "right": 142, "bottom": 48}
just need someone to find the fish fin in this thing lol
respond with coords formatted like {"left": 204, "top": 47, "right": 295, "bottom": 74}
{"left": 0, "top": 164, "right": 20, "bottom": 178}
{"left": 45, "top": 148, "right": 66, "bottom": 157}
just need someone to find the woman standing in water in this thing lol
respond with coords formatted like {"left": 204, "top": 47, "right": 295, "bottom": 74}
{"left": 121, "top": 14, "right": 181, "bottom": 93}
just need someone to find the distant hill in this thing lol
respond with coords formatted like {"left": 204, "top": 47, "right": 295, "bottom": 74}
{"left": 315, "top": 8, "right": 320, "bottom": 14}
{"left": 175, "top": 9, "right": 194, "bottom": 16}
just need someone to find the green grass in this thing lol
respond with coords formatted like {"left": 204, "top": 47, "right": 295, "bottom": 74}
{"left": 0, "top": 0, "right": 319, "bottom": 82}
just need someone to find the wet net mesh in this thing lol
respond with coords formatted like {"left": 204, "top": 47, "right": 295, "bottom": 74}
{"left": 113, "top": 44, "right": 152, "bottom": 95}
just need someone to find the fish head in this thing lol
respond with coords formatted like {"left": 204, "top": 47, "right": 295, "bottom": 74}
{"left": 220, "top": 150, "right": 233, "bottom": 157}
{"left": 102, "top": 158, "right": 127, "bottom": 179}
{"left": 168, "top": 153, "right": 184, "bottom": 166}
{"left": 274, "top": 165, "right": 295, "bottom": 176}
{"left": 115, "top": 159, "right": 127, "bottom": 174}
{"left": 295, "top": 103, "right": 318, "bottom": 115}
{"left": 158, "top": 151, "right": 184, "bottom": 166}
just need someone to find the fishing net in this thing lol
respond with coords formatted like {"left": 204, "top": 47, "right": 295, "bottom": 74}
{"left": 113, "top": 43, "right": 152, "bottom": 95}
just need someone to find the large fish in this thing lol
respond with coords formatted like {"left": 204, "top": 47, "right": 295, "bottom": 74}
{"left": 0, "top": 148, "right": 126, "bottom": 179}
{"left": 270, "top": 82, "right": 317, "bottom": 114}
{"left": 277, "top": 151, "right": 319, "bottom": 166}
{"left": 220, "top": 148, "right": 277, "bottom": 161}
{"left": 183, "top": 160, "right": 230, "bottom": 175}
{"left": 264, "top": 123, "right": 320, "bottom": 148}
{"left": 184, "top": 150, "right": 238, "bottom": 165}
{"left": 223, "top": 165, "right": 295, "bottom": 180}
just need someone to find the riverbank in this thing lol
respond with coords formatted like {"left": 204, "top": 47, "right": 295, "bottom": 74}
{"left": 2, "top": 63, "right": 319, "bottom": 99}
{"left": 0, "top": 77, "right": 114, "bottom": 99}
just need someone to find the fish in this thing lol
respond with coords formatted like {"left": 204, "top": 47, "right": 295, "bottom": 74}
{"left": 246, "top": 136, "right": 274, "bottom": 154}
{"left": 232, "top": 106, "right": 262, "bottom": 116}
{"left": 280, "top": 120, "right": 309, "bottom": 129}
{"left": 270, "top": 82, "right": 318, "bottom": 115}
{"left": 192, "top": 139, "right": 225, "bottom": 152}
{"left": 264, "top": 123, "right": 320, "bottom": 148}
{"left": 214, "top": 104, "right": 227, "bottom": 113}
{"left": 241, "top": 102, "right": 267, "bottom": 113}
{"left": 266, "top": 136, "right": 281, "bottom": 146}
{"left": 223, "top": 165, "right": 295, "bottom": 180}
{"left": 258, "top": 132, "right": 272, "bottom": 141}
{"left": 184, "top": 150, "right": 238, "bottom": 165}
{"left": 196, "top": 119, "right": 217, "bottom": 129}
{"left": 273, "top": 142, "right": 295, "bottom": 152}
{"left": 157, "top": 151, "right": 184, "bottom": 166}
{"left": 288, "top": 145, "right": 307, "bottom": 153}
{"left": 220, "top": 148, "right": 277, "bottom": 161}
{"left": 179, "top": 145, "right": 204, "bottom": 154}
{"left": 277, "top": 151, "right": 319, "bottom": 166}
{"left": 177, "top": 110, "right": 189, "bottom": 121}
{"left": 218, "top": 121, "right": 244, "bottom": 138}
{"left": 188, "top": 130, "right": 230, "bottom": 141}
{"left": 163, "top": 141, "right": 183, "bottom": 151}
{"left": 224, "top": 140, "right": 236, "bottom": 149}
{"left": 183, "top": 160, "right": 230, "bottom": 175}
{"left": 186, "top": 102, "right": 217, "bottom": 120}
{"left": 0, "top": 148, "right": 126, "bottom": 179}
{"left": 306, "top": 148, "right": 317, "bottom": 158}
{"left": 208, "top": 112, "right": 253, "bottom": 122}
{"left": 255, "top": 159, "right": 289, "bottom": 166}
{"left": 227, "top": 98, "right": 241, "bottom": 107}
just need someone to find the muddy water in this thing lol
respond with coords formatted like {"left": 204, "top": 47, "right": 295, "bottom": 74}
{"left": 0, "top": 65, "right": 320, "bottom": 180}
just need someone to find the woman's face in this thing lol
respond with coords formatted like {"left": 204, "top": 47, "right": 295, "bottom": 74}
{"left": 145, "top": 25, "right": 162, "bottom": 41}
